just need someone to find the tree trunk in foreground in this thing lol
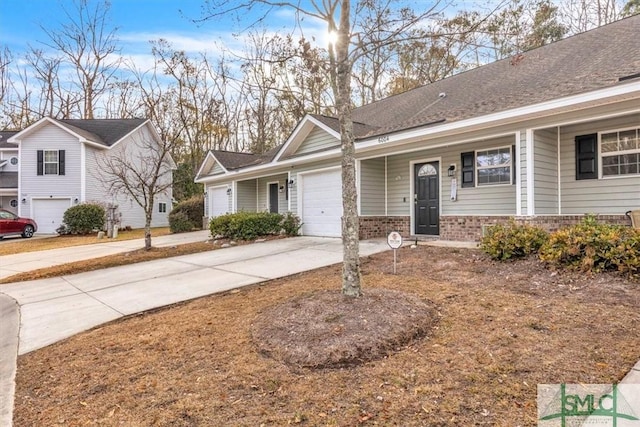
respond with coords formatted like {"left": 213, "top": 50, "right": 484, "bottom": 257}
{"left": 334, "top": 0, "right": 362, "bottom": 297}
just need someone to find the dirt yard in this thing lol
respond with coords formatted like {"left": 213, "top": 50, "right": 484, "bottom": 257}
{"left": 13, "top": 245, "right": 640, "bottom": 426}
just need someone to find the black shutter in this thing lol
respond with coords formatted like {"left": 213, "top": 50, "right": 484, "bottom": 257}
{"left": 37, "top": 150, "right": 43, "bottom": 175}
{"left": 461, "top": 152, "right": 474, "bottom": 187}
{"left": 575, "top": 134, "right": 597, "bottom": 180}
{"left": 58, "top": 150, "right": 65, "bottom": 175}
{"left": 512, "top": 144, "right": 516, "bottom": 185}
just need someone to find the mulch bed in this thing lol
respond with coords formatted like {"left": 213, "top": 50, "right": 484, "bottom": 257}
{"left": 12, "top": 245, "right": 640, "bottom": 426}
{"left": 253, "top": 288, "right": 439, "bottom": 369}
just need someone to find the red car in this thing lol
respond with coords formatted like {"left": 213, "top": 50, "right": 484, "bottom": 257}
{"left": 0, "top": 209, "right": 38, "bottom": 239}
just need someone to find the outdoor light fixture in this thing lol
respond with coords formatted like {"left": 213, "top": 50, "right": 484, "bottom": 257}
{"left": 226, "top": 187, "right": 232, "bottom": 196}
{"left": 448, "top": 164, "right": 456, "bottom": 177}
{"left": 279, "top": 185, "right": 284, "bottom": 193}
{"left": 287, "top": 179, "right": 294, "bottom": 189}
{"left": 21, "top": 198, "right": 26, "bottom": 204}
{"left": 74, "top": 198, "right": 79, "bottom": 204}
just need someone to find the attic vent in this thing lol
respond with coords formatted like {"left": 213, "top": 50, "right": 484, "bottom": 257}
{"left": 619, "top": 72, "right": 640, "bottom": 82}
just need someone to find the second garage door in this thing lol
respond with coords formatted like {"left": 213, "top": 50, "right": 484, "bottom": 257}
{"left": 32, "top": 198, "right": 71, "bottom": 234}
{"left": 301, "top": 169, "right": 342, "bottom": 237}
{"left": 208, "top": 186, "right": 229, "bottom": 218}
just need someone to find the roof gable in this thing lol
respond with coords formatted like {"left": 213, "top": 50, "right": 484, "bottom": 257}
{"left": 7, "top": 117, "right": 149, "bottom": 148}
{"left": 57, "top": 118, "right": 148, "bottom": 147}
{"left": 196, "top": 152, "right": 228, "bottom": 178}
{"left": 274, "top": 115, "right": 341, "bottom": 161}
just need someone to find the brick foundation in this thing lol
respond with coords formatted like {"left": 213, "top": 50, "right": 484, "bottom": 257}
{"left": 359, "top": 216, "right": 410, "bottom": 240}
{"left": 359, "top": 214, "right": 632, "bottom": 242}
{"left": 439, "top": 215, "right": 631, "bottom": 242}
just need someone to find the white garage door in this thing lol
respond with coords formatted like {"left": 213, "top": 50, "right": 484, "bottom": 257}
{"left": 208, "top": 186, "right": 229, "bottom": 218}
{"left": 32, "top": 198, "right": 71, "bottom": 234}
{"left": 301, "top": 169, "right": 342, "bottom": 237}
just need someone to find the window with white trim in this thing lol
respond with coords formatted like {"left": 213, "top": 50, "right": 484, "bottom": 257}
{"left": 600, "top": 127, "right": 640, "bottom": 177}
{"left": 159, "top": 202, "right": 167, "bottom": 213}
{"left": 476, "top": 147, "right": 512, "bottom": 185}
{"left": 44, "top": 150, "right": 59, "bottom": 175}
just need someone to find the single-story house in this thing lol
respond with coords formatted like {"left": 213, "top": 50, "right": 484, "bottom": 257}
{"left": 1, "top": 118, "right": 173, "bottom": 233}
{"left": 195, "top": 15, "right": 640, "bottom": 241}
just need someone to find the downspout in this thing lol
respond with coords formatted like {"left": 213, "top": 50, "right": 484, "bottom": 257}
{"left": 384, "top": 156, "right": 388, "bottom": 216}
{"left": 515, "top": 132, "right": 521, "bottom": 216}
{"left": 80, "top": 144, "right": 86, "bottom": 203}
{"left": 526, "top": 129, "right": 535, "bottom": 216}
{"left": 557, "top": 126, "right": 562, "bottom": 215}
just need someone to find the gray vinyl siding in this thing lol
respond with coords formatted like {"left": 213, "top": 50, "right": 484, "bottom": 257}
{"left": 257, "top": 174, "right": 288, "bottom": 213}
{"left": 0, "top": 149, "right": 19, "bottom": 172}
{"left": 19, "top": 124, "right": 82, "bottom": 218}
{"left": 360, "top": 158, "right": 385, "bottom": 215}
{"left": 89, "top": 125, "right": 171, "bottom": 229}
{"left": 384, "top": 135, "right": 517, "bottom": 216}
{"left": 212, "top": 162, "right": 225, "bottom": 175}
{"left": 85, "top": 145, "right": 106, "bottom": 203}
{"left": 295, "top": 127, "right": 339, "bottom": 156}
{"left": 236, "top": 180, "right": 257, "bottom": 212}
{"left": 533, "top": 128, "right": 559, "bottom": 214}
{"left": 559, "top": 113, "right": 640, "bottom": 215}
{"left": 519, "top": 129, "right": 527, "bottom": 214}
{"left": 0, "top": 196, "right": 18, "bottom": 214}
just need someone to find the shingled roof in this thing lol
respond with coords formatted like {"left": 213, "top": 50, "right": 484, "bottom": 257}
{"left": 0, "top": 131, "right": 18, "bottom": 149}
{"left": 57, "top": 118, "right": 148, "bottom": 147}
{"left": 211, "top": 145, "right": 283, "bottom": 170}
{"left": 351, "top": 14, "right": 640, "bottom": 139}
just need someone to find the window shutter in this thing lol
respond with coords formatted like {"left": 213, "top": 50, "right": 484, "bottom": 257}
{"left": 511, "top": 144, "right": 516, "bottom": 185}
{"left": 58, "top": 150, "right": 65, "bottom": 175}
{"left": 575, "top": 134, "right": 597, "bottom": 180}
{"left": 37, "top": 150, "right": 43, "bottom": 175}
{"left": 461, "top": 152, "right": 474, "bottom": 187}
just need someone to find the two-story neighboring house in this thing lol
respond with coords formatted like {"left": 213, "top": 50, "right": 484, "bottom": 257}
{"left": 3, "top": 118, "right": 173, "bottom": 234}
{"left": 0, "top": 131, "right": 20, "bottom": 214}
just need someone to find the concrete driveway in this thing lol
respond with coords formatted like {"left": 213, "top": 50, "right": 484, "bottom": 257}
{"left": 0, "top": 236, "right": 390, "bottom": 426}
{"left": 0, "top": 230, "right": 211, "bottom": 280}
{"left": 1, "top": 236, "right": 389, "bottom": 355}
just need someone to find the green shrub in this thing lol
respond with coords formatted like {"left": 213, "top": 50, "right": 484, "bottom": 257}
{"left": 281, "top": 211, "right": 303, "bottom": 237}
{"left": 168, "top": 211, "right": 194, "bottom": 233}
{"left": 168, "top": 195, "right": 204, "bottom": 233}
{"left": 59, "top": 203, "right": 105, "bottom": 235}
{"left": 210, "top": 211, "right": 284, "bottom": 240}
{"left": 539, "top": 215, "right": 640, "bottom": 277}
{"left": 479, "top": 220, "right": 549, "bottom": 260}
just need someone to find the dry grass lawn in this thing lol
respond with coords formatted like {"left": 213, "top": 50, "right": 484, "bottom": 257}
{"left": 13, "top": 246, "right": 640, "bottom": 426}
{"left": 0, "top": 242, "right": 212, "bottom": 284}
{"left": 0, "top": 227, "right": 171, "bottom": 256}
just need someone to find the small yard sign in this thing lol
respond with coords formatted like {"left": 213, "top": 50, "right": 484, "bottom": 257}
{"left": 387, "top": 231, "right": 403, "bottom": 249}
{"left": 387, "top": 231, "right": 403, "bottom": 274}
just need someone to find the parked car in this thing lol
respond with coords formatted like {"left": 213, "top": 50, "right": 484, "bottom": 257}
{"left": 0, "top": 209, "right": 38, "bottom": 239}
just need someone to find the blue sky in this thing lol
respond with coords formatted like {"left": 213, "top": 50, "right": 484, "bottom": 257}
{"left": 0, "top": 0, "right": 326, "bottom": 61}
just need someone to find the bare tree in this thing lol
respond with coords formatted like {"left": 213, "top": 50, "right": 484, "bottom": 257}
{"left": 559, "top": 0, "right": 622, "bottom": 33}
{"left": 98, "top": 132, "right": 175, "bottom": 250}
{"left": 202, "top": 0, "right": 444, "bottom": 297}
{"left": 39, "top": 0, "right": 122, "bottom": 119}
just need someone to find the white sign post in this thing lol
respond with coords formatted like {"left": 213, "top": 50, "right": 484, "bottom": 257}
{"left": 387, "top": 231, "right": 403, "bottom": 274}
